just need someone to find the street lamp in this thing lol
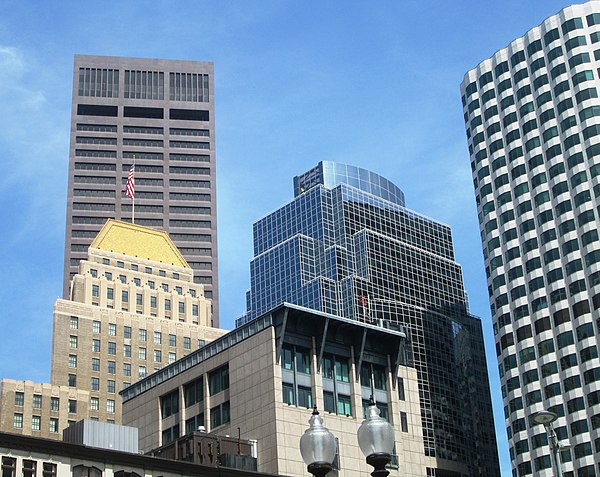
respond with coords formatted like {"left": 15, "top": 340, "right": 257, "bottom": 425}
{"left": 299, "top": 405, "right": 337, "bottom": 477}
{"left": 357, "top": 397, "right": 396, "bottom": 477}
{"left": 532, "top": 410, "right": 562, "bottom": 477}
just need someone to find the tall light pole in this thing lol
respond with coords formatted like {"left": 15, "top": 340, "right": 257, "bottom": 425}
{"left": 532, "top": 410, "right": 562, "bottom": 477}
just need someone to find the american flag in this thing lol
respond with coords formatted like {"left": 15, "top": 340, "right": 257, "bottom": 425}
{"left": 125, "top": 164, "right": 135, "bottom": 199}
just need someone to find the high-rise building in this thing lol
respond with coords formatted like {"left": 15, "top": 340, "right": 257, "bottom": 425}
{"left": 0, "top": 219, "right": 225, "bottom": 439}
{"left": 461, "top": 2, "right": 600, "bottom": 475}
{"left": 240, "top": 162, "right": 500, "bottom": 476}
{"left": 64, "top": 55, "right": 219, "bottom": 325}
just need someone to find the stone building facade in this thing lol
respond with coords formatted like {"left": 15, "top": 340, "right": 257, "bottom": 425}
{"left": 122, "top": 304, "right": 428, "bottom": 477}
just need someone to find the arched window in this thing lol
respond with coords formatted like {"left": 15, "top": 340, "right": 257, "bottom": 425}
{"left": 114, "top": 472, "right": 142, "bottom": 477}
{"left": 72, "top": 466, "right": 102, "bottom": 477}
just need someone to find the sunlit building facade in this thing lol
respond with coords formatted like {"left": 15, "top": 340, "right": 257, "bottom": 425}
{"left": 64, "top": 55, "right": 219, "bottom": 324}
{"left": 461, "top": 2, "right": 600, "bottom": 475}
{"left": 240, "top": 162, "right": 500, "bottom": 476}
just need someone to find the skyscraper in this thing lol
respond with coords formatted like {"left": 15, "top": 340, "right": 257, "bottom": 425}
{"left": 241, "top": 162, "right": 500, "bottom": 476}
{"left": 0, "top": 219, "right": 225, "bottom": 439}
{"left": 461, "top": 2, "right": 600, "bottom": 475}
{"left": 64, "top": 55, "right": 219, "bottom": 325}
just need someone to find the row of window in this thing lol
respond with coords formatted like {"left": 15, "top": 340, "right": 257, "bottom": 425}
{"left": 464, "top": 13, "right": 600, "bottom": 98}
{"left": 160, "top": 365, "right": 229, "bottom": 419}
{"left": 69, "top": 317, "right": 199, "bottom": 350}
{"left": 1, "top": 457, "right": 57, "bottom": 477}
{"left": 88, "top": 272, "right": 200, "bottom": 295}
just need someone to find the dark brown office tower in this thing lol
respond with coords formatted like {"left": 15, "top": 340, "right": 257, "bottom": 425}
{"left": 64, "top": 55, "right": 219, "bottom": 325}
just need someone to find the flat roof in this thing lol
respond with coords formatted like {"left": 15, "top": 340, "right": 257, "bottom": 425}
{"left": 121, "top": 303, "right": 407, "bottom": 402}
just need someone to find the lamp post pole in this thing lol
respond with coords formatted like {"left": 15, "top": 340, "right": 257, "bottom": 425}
{"left": 532, "top": 410, "right": 562, "bottom": 477}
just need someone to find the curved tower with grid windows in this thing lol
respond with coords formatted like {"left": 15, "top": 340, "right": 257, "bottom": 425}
{"left": 461, "top": 2, "right": 600, "bottom": 475}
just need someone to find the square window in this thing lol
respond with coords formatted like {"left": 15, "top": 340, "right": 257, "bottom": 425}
{"left": 69, "top": 335, "right": 78, "bottom": 348}
{"left": 124, "top": 344, "right": 131, "bottom": 357}
{"left": 14, "top": 392, "right": 24, "bottom": 406}
{"left": 49, "top": 418, "right": 58, "bottom": 433}
{"left": 91, "top": 377, "right": 100, "bottom": 391}
{"left": 124, "top": 326, "right": 132, "bottom": 339}
{"left": 169, "top": 352, "right": 176, "bottom": 364}
{"left": 92, "top": 339, "right": 100, "bottom": 352}
{"left": 50, "top": 397, "right": 59, "bottom": 411}
{"left": 154, "top": 331, "right": 162, "bottom": 344}
{"left": 43, "top": 463, "right": 57, "bottom": 477}
{"left": 169, "top": 334, "right": 176, "bottom": 347}
{"left": 108, "top": 323, "right": 116, "bottom": 336}
{"left": 31, "top": 415, "right": 40, "bottom": 431}
{"left": 123, "top": 363, "right": 131, "bottom": 376}
{"left": 92, "top": 321, "right": 101, "bottom": 333}
{"left": 108, "top": 342, "right": 116, "bottom": 355}
{"left": 107, "top": 399, "right": 115, "bottom": 413}
{"left": 92, "top": 358, "right": 100, "bottom": 371}
{"left": 139, "top": 329, "right": 147, "bottom": 341}
{"left": 1, "top": 458, "right": 16, "bottom": 476}
{"left": 13, "top": 413, "right": 22, "bottom": 428}
{"left": 108, "top": 361, "right": 116, "bottom": 374}
{"left": 154, "top": 350, "right": 162, "bottom": 363}
{"left": 68, "top": 374, "right": 76, "bottom": 387}
{"left": 33, "top": 394, "right": 42, "bottom": 409}
{"left": 107, "top": 380, "right": 116, "bottom": 393}
{"left": 68, "top": 354, "right": 77, "bottom": 368}
{"left": 70, "top": 316, "right": 79, "bottom": 329}
{"left": 90, "top": 397, "right": 99, "bottom": 410}
{"left": 184, "top": 337, "right": 191, "bottom": 350}
{"left": 139, "top": 366, "right": 146, "bottom": 378}
{"left": 68, "top": 399, "right": 77, "bottom": 413}
{"left": 139, "top": 347, "right": 147, "bottom": 360}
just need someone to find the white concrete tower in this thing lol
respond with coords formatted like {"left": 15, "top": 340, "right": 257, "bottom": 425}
{"left": 461, "top": 2, "right": 600, "bottom": 475}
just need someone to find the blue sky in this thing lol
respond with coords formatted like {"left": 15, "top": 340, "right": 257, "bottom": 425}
{"left": 0, "top": 1, "right": 577, "bottom": 474}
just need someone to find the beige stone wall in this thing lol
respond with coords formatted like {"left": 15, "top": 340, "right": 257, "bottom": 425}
{"left": 123, "top": 326, "right": 428, "bottom": 477}
{"left": 0, "top": 379, "right": 89, "bottom": 440}
{"left": 50, "top": 299, "right": 226, "bottom": 426}
{"left": 47, "top": 248, "right": 225, "bottom": 428}
{"left": 72, "top": 248, "right": 212, "bottom": 327}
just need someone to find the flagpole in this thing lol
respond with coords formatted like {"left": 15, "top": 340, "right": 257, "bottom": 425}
{"left": 125, "top": 161, "right": 136, "bottom": 225}
{"left": 132, "top": 157, "right": 135, "bottom": 225}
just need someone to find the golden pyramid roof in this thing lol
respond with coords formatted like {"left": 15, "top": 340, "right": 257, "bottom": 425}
{"left": 90, "top": 219, "right": 190, "bottom": 268}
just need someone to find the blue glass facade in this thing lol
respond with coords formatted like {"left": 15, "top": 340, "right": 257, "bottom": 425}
{"left": 241, "top": 162, "right": 500, "bottom": 476}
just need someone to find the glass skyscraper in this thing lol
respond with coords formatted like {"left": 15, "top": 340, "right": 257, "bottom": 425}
{"left": 241, "top": 161, "right": 500, "bottom": 476}
{"left": 462, "top": 2, "right": 600, "bottom": 475}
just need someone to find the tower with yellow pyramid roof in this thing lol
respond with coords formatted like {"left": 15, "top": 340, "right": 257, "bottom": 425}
{"left": 0, "top": 220, "right": 226, "bottom": 440}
